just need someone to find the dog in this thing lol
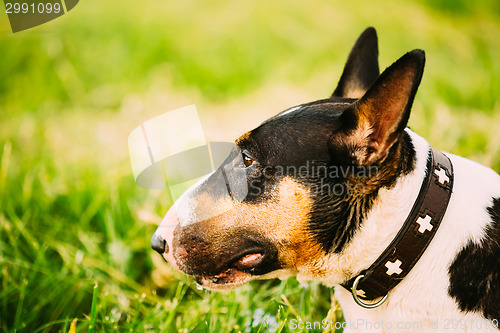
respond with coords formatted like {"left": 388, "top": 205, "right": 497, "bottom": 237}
{"left": 151, "top": 28, "right": 500, "bottom": 332}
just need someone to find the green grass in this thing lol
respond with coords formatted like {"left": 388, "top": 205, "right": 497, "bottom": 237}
{"left": 0, "top": 0, "right": 499, "bottom": 332}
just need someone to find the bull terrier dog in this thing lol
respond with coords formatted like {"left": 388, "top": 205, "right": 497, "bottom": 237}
{"left": 151, "top": 27, "right": 500, "bottom": 332}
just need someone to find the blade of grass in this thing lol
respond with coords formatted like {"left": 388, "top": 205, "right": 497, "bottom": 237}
{"left": 68, "top": 318, "right": 78, "bottom": 333}
{"left": 280, "top": 295, "right": 301, "bottom": 322}
{"left": 164, "top": 281, "right": 188, "bottom": 329}
{"left": 275, "top": 319, "right": 287, "bottom": 333}
{"left": 89, "top": 283, "right": 98, "bottom": 333}
{"left": 32, "top": 319, "right": 77, "bottom": 333}
{"left": 0, "top": 141, "right": 12, "bottom": 207}
{"left": 14, "top": 279, "right": 27, "bottom": 331}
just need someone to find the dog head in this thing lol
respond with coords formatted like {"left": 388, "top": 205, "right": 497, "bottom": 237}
{"left": 151, "top": 27, "right": 425, "bottom": 290}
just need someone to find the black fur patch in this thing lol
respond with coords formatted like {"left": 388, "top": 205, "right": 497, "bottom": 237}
{"left": 308, "top": 131, "right": 416, "bottom": 253}
{"left": 448, "top": 197, "right": 500, "bottom": 321}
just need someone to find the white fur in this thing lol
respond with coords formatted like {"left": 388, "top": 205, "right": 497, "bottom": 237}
{"left": 298, "top": 129, "right": 500, "bottom": 332}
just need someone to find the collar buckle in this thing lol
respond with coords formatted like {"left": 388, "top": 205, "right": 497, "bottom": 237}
{"left": 351, "top": 275, "right": 388, "bottom": 309}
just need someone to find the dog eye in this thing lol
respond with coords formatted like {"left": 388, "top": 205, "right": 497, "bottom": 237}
{"left": 242, "top": 152, "right": 255, "bottom": 167}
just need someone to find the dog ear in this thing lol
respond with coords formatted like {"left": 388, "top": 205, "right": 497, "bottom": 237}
{"left": 332, "top": 27, "right": 379, "bottom": 99}
{"left": 348, "top": 49, "right": 425, "bottom": 165}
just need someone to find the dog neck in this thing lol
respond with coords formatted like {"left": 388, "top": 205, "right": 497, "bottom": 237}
{"left": 297, "top": 128, "right": 431, "bottom": 286}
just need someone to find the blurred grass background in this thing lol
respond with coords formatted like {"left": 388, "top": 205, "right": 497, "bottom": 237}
{"left": 0, "top": 0, "right": 499, "bottom": 332}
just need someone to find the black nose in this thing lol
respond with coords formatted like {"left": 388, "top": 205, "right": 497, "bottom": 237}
{"left": 151, "top": 233, "right": 168, "bottom": 254}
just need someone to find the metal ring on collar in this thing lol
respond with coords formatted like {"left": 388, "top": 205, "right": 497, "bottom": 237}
{"left": 351, "top": 275, "right": 388, "bottom": 309}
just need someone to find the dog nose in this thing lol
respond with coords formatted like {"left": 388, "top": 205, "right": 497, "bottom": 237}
{"left": 152, "top": 205, "right": 181, "bottom": 270}
{"left": 151, "top": 233, "right": 169, "bottom": 254}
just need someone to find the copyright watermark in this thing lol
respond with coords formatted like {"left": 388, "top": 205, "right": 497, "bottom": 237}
{"left": 3, "top": 0, "right": 79, "bottom": 33}
{"left": 245, "top": 161, "right": 379, "bottom": 198}
{"left": 289, "top": 318, "right": 499, "bottom": 331}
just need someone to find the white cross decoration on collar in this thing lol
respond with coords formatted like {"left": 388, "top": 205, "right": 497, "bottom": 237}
{"left": 385, "top": 259, "right": 403, "bottom": 276}
{"left": 434, "top": 167, "right": 450, "bottom": 185}
{"left": 416, "top": 214, "right": 433, "bottom": 233}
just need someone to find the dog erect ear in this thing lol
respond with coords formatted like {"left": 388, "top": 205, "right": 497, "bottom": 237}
{"left": 349, "top": 50, "right": 425, "bottom": 165}
{"left": 332, "top": 27, "right": 379, "bottom": 99}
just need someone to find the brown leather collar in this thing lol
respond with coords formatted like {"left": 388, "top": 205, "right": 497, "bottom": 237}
{"left": 341, "top": 146, "right": 454, "bottom": 308}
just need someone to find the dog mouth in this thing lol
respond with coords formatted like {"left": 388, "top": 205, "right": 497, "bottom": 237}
{"left": 195, "top": 252, "right": 265, "bottom": 289}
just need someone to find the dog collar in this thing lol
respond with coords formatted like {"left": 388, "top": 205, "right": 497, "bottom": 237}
{"left": 341, "top": 146, "right": 454, "bottom": 309}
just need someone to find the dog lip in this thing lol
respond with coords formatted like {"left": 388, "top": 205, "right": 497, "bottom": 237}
{"left": 233, "top": 252, "right": 264, "bottom": 270}
{"left": 194, "top": 250, "right": 267, "bottom": 287}
{"left": 224, "top": 248, "right": 267, "bottom": 272}
{"left": 196, "top": 268, "right": 252, "bottom": 288}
